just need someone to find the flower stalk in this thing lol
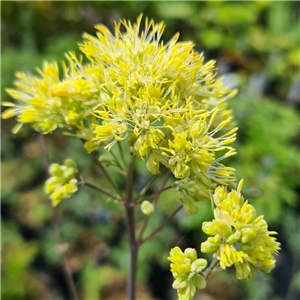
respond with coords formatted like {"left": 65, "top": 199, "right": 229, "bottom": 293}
{"left": 140, "top": 204, "right": 183, "bottom": 245}
{"left": 39, "top": 134, "right": 78, "bottom": 300}
{"left": 137, "top": 170, "right": 171, "bottom": 241}
{"left": 124, "top": 153, "right": 138, "bottom": 300}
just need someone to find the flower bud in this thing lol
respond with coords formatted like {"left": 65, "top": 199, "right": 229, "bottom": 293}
{"left": 172, "top": 277, "right": 187, "bottom": 289}
{"left": 227, "top": 230, "right": 241, "bottom": 244}
{"left": 235, "top": 262, "right": 254, "bottom": 280}
{"left": 141, "top": 200, "right": 154, "bottom": 215}
{"left": 194, "top": 275, "right": 207, "bottom": 290}
{"left": 201, "top": 235, "right": 221, "bottom": 254}
{"left": 49, "top": 163, "right": 63, "bottom": 177}
{"left": 64, "top": 159, "right": 77, "bottom": 171}
{"left": 213, "top": 186, "right": 228, "bottom": 206}
{"left": 184, "top": 248, "right": 197, "bottom": 262}
{"left": 146, "top": 153, "right": 160, "bottom": 174}
{"left": 84, "top": 139, "right": 101, "bottom": 154}
{"left": 241, "top": 228, "right": 257, "bottom": 243}
{"left": 191, "top": 258, "right": 208, "bottom": 273}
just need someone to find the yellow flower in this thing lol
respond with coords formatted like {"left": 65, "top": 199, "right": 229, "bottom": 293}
{"left": 44, "top": 159, "right": 78, "bottom": 206}
{"left": 1, "top": 60, "right": 94, "bottom": 134}
{"left": 77, "top": 15, "right": 237, "bottom": 184}
{"left": 168, "top": 247, "right": 207, "bottom": 300}
{"left": 201, "top": 180, "right": 280, "bottom": 279}
{"left": 3, "top": 15, "right": 237, "bottom": 187}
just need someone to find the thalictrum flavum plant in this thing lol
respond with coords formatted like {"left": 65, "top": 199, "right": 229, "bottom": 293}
{"left": 2, "top": 15, "right": 280, "bottom": 300}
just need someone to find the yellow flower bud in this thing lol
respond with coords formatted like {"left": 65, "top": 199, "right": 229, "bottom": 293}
{"left": 45, "top": 159, "right": 78, "bottom": 206}
{"left": 141, "top": 200, "right": 154, "bottom": 215}
{"left": 213, "top": 186, "right": 228, "bottom": 206}
{"left": 168, "top": 246, "right": 207, "bottom": 299}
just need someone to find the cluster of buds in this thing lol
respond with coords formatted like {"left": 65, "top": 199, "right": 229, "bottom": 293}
{"left": 44, "top": 159, "right": 78, "bottom": 206}
{"left": 168, "top": 247, "right": 207, "bottom": 300}
{"left": 201, "top": 180, "right": 280, "bottom": 279}
{"left": 175, "top": 178, "right": 210, "bottom": 214}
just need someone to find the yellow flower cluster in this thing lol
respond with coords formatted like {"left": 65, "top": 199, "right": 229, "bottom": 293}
{"left": 201, "top": 180, "right": 280, "bottom": 279}
{"left": 79, "top": 15, "right": 238, "bottom": 187}
{"left": 2, "top": 15, "right": 237, "bottom": 190}
{"left": 44, "top": 159, "right": 78, "bottom": 206}
{"left": 168, "top": 247, "right": 207, "bottom": 300}
{"left": 1, "top": 58, "right": 95, "bottom": 135}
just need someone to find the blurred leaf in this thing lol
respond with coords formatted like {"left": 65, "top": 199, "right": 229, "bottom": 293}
{"left": 157, "top": 2, "right": 194, "bottom": 19}
{"left": 242, "top": 187, "right": 264, "bottom": 199}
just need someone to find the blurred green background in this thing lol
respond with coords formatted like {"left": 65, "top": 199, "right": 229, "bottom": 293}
{"left": 1, "top": 1, "right": 299, "bottom": 300}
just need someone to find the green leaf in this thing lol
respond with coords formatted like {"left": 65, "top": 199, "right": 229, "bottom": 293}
{"left": 242, "top": 187, "right": 264, "bottom": 199}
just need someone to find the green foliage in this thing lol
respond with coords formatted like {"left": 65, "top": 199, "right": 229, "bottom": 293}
{"left": 82, "top": 262, "right": 124, "bottom": 300}
{"left": 231, "top": 97, "right": 299, "bottom": 223}
{"left": 2, "top": 221, "right": 38, "bottom": 299}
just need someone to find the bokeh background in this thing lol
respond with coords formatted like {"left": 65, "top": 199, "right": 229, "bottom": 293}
{"left": 1, "top": 1, "right": 299, "bottom": 300}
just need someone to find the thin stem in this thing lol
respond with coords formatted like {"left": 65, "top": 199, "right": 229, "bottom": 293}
{"left": 53, "top": 208, "right": 79, "bottom": 300}
{"left": 118, "top": 141, "right": 127, "bottom": 170}
{"left": 124, "top": 153, "right": 138, "bottom": 300}
{"left": 126, "top": 154, "right": 135, "bottom": 201}
{"left": 39, "top": 134, "right": 78, "bottom": 300}
{"left": 137, "top": 170, "right": 172, "bottom": 240}
{"left": 134, "top": 168, "right": 165, "bottom": 202}
{"left": 137, "top": 184, "right": 176, "bottom": 203}
{"left": 90, "top": 152, "right": 124, "bottom": 200}
{"left": 110, "top": 149, "right": 123, "bottom": 170}
{"left": 202, "top": 256, "right": 219, "bottom": 280}
{"left": 139, "top": 205, "right": 183, "bottom": 245}
{"left": 83, "top": 182, "right": 120, "bottom": 201}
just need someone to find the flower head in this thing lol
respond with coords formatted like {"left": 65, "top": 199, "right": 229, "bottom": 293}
{"left": 201, "top": 180, "right": 280, "bottom": 279}
{"left": 168, "top": 247, "right": 207, "bottom": 300}
{"left": 44, "top": 159, "right": 78, "bottom": 206}
{"left": 78, "top": 15, "right": 237, "bottom": 186}
{"left": 2, "top": 15, "right": 237, "bottom": 188}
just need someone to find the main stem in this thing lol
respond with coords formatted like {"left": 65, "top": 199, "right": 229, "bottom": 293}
{"left": 125, "top": 153, "right": 138, "bottom": 300}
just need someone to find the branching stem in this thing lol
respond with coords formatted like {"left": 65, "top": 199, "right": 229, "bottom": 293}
{"left": 202, "top": 256, "right": 220, "bottom": 280}
{"left": 90, "top": 152, "right": 124, "bottom": 200}
{"left": 134, "top": 168, "right": 165, "bottom": 202}
{"left": 83, "top": 181, "right": 120, "bottom": 201}
{"left": 137, "top": 170, "right": 172, "bottom": 241}
{"left": 110, "top": 150, "right": 123, "bottom": 170}
{"left": 139, "top": 205, "right": 183, "bottom": 245}
{"left": 137, "top": 184, "right": 176, "bottom": 203}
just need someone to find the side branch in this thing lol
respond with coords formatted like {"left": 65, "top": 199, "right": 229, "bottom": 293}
{"left": 202, "top": 256, "right": 219, "bottom": 280}
{"left": 83, "top": 181, "right": 120, "bottom": 201}
{"left": 137, "top": 184, "right": 176, "bottom": 203}
{"left": 134, "top": 169, "right": 165, "bottom": 202}
{"left": 90, "top": 152, "right": 124, "bottom": 200}
{"left": 139, "top": 204, "right": 183, "bottom": 245}
{"left": 137, "top": 170, "right": 172, "bottom": 240}
{"left": 118, "top": 141, "right": 127, "bottom": 170}
{"left": 39, "top": 134, "right": 78, "bottom": 300}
